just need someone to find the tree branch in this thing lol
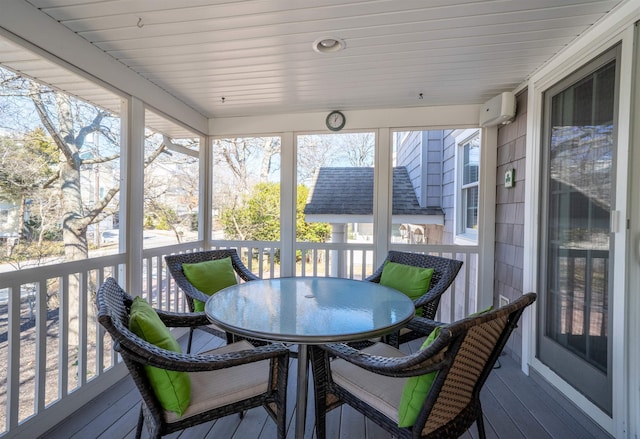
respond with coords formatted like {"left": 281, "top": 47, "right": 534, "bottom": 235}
{"left": 83, "top": 187, "right": 120, "bottom": 226}
{"left": 82, "top": 152, "right": 120, "bottom": 165}
{"left": 29, "top": 86, "right": 74, "bottom": 163}
{"left": 75, "top": 111, "right": 107, "bottom": 153}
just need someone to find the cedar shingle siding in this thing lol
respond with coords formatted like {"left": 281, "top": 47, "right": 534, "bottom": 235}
{"left": 495, "top": 90, "right": 528, "bottom": 361}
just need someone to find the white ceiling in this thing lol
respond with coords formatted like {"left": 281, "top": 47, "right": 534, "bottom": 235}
{"left": 0, "top": 0, "right": 626, "bottom": 125}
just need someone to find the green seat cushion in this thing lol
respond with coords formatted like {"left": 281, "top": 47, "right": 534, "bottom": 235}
{"left": 182, "top": 257, "right": 238, "bottom": 311}
{"left": 398, "top": 326, "right": 441, "bottom": 427}
{"left": 379, "top": 261, "right": 434, "bottom": 315}
{"left": 397, "top": 304, "right": 495, "bottom": 427}
{"left": 129, "top": 297, "right": 191, "bottom": 416}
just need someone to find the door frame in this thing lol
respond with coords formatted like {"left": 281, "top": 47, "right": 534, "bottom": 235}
{"left": 522, "top": 8, "right": 638, "bottom": 437}
{"left": 537, "top": 44, "right": 619, "bottom": 416}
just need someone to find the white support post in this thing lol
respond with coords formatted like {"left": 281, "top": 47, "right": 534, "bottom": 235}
{"left": 201, "top": 134, "right": 213, "bottom": 247}
{"left": 329, "top": 223, "right": 347, "bottom": 277}
{"left": 123, "top": 97, "right": 145, "bottom": 294}
{"left": 374, "top": 127, "right": 392, "bottom": 266}
{"left": 477, "top": 126, "right": 497, "bottom": 310}
{"left": 280, "top": 131, "right": 296, "bottom": 277}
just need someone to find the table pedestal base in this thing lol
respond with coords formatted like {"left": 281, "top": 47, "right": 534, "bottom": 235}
{"left": 295, "top": 344, "right": 309, "bottom": 439}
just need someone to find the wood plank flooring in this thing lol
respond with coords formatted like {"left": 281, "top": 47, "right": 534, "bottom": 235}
{"left": 43, "top": 330, "right": 612, "bottom": 439}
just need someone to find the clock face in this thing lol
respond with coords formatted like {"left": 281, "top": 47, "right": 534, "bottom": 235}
{"left": 326, "top": 111, "right": 345, "bottom": 131}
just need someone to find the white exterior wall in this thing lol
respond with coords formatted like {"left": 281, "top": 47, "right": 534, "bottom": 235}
{"left": 0, "top": 199, "right": 20, "bottom": 239}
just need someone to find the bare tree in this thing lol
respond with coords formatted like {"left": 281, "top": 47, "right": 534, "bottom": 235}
{"left": 297, "top": 132, "right": 375, "bottom": 184}
{"left": 143, "top": 134, "right": 200, "bottom": 243}
{"left": 212, "top": 137, "right": 280, "bottom": 238}
{"left": 344, "top": 132, "right": 374, "bottom": 167}
{"left": 1, "top": 67, "right": 170, "bottom": 346}
{"left": 297, "top": 134, "right": 336, "bottom": 184}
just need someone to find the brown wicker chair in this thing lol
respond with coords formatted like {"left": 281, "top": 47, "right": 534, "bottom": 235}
{"left": 309, "top": 292, "right": 536, "bottom": 439}
{"left": 165, "top": 249, "right": 259, "bottom": 352}
{"left": 96, "top": 277, "right": 289, "bottom": 439}
{"left": 366, "top": 250, "right": 463, "bottom": 346}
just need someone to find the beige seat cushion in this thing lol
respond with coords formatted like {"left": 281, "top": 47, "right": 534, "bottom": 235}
{"left": 331, "top": 342, "right": 407, "bottom": 423}
{"left": 165, "top": 340, "right": 270, "bottom": 422}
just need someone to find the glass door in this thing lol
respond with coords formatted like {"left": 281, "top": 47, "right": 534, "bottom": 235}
{"left": 538, "top": 46, "right": 619, "bottom": 414}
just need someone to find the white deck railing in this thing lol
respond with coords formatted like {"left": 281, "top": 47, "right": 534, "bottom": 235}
{"left": 0, "top": 241, "right": 478, "bottom": 438}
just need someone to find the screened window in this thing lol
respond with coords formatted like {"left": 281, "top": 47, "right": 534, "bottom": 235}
{"left": 211, "top": 136, "right": 281, "bottom": 242}
{"left": 297, "top": 132, "right": 374, "bottom": 278}
{"left": 391, "top": 130, "right": 445, "bottom": 246}
{"left": 143, "top": 109, "right": 201, "bottom": 250}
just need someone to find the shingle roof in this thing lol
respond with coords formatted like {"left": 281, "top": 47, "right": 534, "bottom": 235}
{"left": 304, "top": 167, "right": 442, "bottom": 216}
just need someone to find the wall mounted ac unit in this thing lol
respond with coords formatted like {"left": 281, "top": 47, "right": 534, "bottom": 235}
{"left": 479, "top": 92, "right": 516, "bottom": 127}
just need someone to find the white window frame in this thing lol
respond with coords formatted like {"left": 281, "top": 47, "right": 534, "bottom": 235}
{"left": 454, "top": 129, "right": 480, "bottom": 243}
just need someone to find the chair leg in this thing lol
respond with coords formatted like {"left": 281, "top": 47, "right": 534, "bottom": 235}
{"left": 387, "top": 331, "right": 400, "bottom": 348}
{"left": 186, "top": 328, "right": 194, "bottom": 354}
{"left": 476, "top": 407, "right": 487, "bottom": 439}
{"left": 315, "top": 410, "right": 326, "bottom": 439}
{"left": 135, "top": 405, "right": 144, "bottom": 439}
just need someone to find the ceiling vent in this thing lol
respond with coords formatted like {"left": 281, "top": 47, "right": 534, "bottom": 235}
{"left": 479, "top": 92, "right": 516, "bottom": 127}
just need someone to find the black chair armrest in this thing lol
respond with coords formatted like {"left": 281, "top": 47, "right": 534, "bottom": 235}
{"left": 117, "top": 339, "right": 290, "bottom": 373}
{"left": 155, "top": 309, "right": 211, "bottom": 328}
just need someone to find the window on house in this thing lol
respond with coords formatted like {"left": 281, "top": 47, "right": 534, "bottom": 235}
{"left": 457, "top": 131, "right": 480, "bottom": 240}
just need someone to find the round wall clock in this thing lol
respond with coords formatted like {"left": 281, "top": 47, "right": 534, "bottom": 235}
{"left": 326, "top": 110, "right": 346, "bottom": 131}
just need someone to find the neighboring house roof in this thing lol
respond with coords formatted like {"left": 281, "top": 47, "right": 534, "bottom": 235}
{"left": 304, "top": 167, "right": 443, "bottom": 224}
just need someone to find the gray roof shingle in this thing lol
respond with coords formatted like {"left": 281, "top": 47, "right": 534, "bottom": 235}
{"left": 304, "top": 167, "right": 442, "bottom": 216}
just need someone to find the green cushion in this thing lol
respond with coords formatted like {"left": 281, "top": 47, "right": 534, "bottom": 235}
{"left": 182, "top": 257, "right": 238, "bottom": 312}
{"left": 396, "top": 304, "right": 495, "bottom": 427}
{"left": 129, "top": 297, "right": 191, "bottom": 416}
{"left": 379, "top": 261, "right": 434, "bottom": 315}
{"left": 398, "top": 326, "right": 441, "bottom": 427}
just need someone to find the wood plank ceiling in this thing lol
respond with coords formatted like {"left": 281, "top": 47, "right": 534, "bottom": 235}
{"left": 1, "top": 0, "right": 625, "bottom": 126}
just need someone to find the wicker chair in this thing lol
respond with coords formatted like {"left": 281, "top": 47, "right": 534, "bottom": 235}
{"left": 165, "top": 249, "right": 259, "bottom": 352}
{"left": 96, "top": 277, "right": 289, "bottom": 439}
{"left": 309, "top": 292, "right": 536, "bottom": 439}
{"left": 366, "top": 250, "right": 463, "bottom": 346}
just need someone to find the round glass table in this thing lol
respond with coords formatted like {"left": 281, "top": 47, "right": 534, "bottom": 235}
{"left": 204, "top": 277, "right": 415, "bottom": 439}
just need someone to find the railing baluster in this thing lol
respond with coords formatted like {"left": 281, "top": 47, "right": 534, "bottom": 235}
{"left": 35, "top": 280, "right": 47, "bottom": 414}
{"left": 96, "top": 268, "right": 105, "bottom": 376}
{"left": 59, "top": 276, "right": 69, "bottom": 399}
{"left": 7, "top": 283, "right": 20, "bottom": 431}
{"left": 269, "top": 248, "right": 275, "bottom": 279}
{"left": 79, "top": 272, "right": 88, "bottom": 387}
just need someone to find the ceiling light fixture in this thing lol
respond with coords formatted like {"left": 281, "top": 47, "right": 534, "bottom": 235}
{"left": 313, "top": 37, "right": 346, "bottom": 54}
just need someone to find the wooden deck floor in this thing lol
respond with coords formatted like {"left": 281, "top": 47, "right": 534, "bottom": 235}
{"left": 43, "top": 331, "right": 612, "bottom": 439}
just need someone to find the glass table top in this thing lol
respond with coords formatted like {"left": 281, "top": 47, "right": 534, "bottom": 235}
{"left": 204, "top": 277, "right": 415, "bottom": 344}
